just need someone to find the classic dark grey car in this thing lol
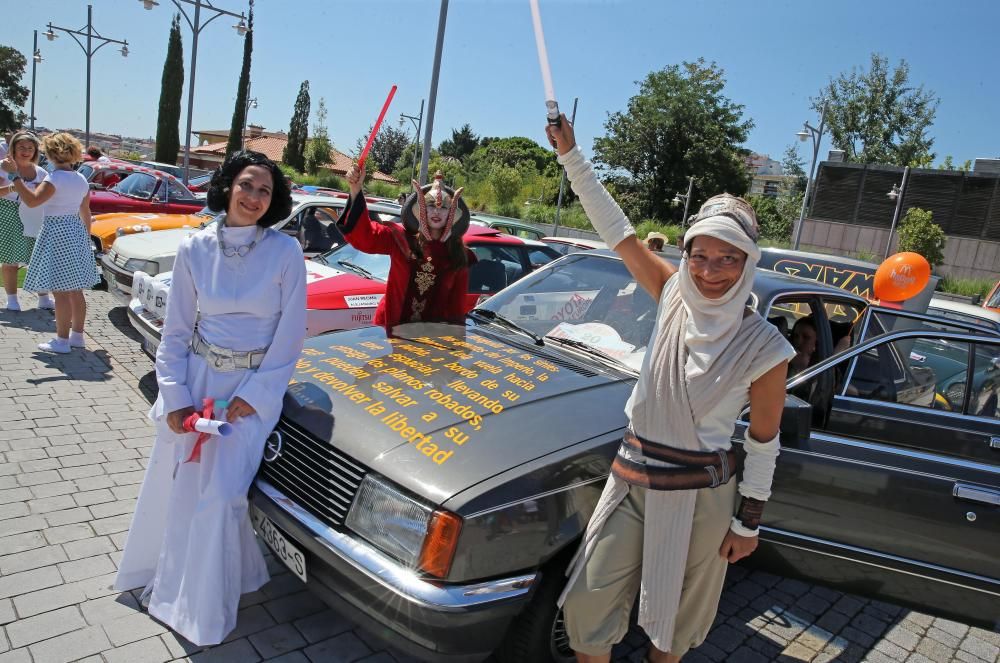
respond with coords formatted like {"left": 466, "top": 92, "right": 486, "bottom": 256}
{"left": 248, "top": 251, "right": 1000, "bottom": 662}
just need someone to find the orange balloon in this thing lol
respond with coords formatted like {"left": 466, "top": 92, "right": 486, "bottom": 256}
{"left": 873, "top": 252, "right": 931, "bottom": 302}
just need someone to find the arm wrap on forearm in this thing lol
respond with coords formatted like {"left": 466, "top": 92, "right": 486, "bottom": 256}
{"left": 556, "top": 146, "right": 635, "bottom": 249}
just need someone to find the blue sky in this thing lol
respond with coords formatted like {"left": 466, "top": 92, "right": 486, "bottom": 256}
{"left": 4, "top": 0, "right": 999, "bottom": 169}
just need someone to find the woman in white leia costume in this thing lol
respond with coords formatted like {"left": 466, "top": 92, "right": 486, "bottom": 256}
{"left": 115, "top": 151, "right": 306, "bottom": 646}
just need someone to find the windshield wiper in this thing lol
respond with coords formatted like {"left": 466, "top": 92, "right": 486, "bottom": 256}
{"left": 469, "top": 308, "right": 544, "bottom": 346}
{"left": 337, "top": 260, "right": 374, "bottom": 279}
{"left": 544, "top": 335, "right": 624, "bottom": 366}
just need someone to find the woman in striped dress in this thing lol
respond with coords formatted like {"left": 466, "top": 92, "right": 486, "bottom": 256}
{"left": 2, "top": 132, "right": 98, "bottom": 353}
{"left": 0, "top": 131, "right": 53, "bottom": 311}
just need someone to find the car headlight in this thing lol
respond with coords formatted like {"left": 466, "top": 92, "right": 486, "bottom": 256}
{"left": 124, "top": 259, "right": 159, "bottom": 276}
{"left": 345, "top": 474, "right": 462, "bottom": 577}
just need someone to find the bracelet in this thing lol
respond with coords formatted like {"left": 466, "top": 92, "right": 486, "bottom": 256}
{"left": 736, "top": 496, "right": 766, "bottom": 531}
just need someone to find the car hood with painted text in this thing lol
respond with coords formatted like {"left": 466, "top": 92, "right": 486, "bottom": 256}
{"left": 279, "top": 322, "right": 634, "bottom": 501}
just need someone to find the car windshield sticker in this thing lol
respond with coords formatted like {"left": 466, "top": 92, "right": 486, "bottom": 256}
{"left": 290, "top": 332, "right": 560, "bottom": 466}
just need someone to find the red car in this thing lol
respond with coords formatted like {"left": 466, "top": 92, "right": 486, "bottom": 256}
{"left": 88, "top": 166, "right": 204, "bottom": 215}
{"left": 304, "top": 226, "right": 561, "bottom": 334}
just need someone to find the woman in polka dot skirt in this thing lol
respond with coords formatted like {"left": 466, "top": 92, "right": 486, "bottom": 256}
{"left": 2, "top": 132, "right": 98, "bottom": 353}
{"left": 0, "top": 131, "right": 53, "bottom": 311}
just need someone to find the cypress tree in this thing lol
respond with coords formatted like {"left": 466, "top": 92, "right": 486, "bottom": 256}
{"left": 154, "top": 14, "right": 184, "bottom": 164}
{"left": 226, "top": 0, "right": 253, "bottom": 157}
{"left": 283, "top": 80, "right": 310, "bottom": 172}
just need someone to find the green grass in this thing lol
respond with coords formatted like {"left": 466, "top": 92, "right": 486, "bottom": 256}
{"left": 936, "top": 275, "right": 995, "bottom": 299}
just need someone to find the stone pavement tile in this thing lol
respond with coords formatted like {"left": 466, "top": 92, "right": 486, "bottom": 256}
{"left": 57, "top": 465, "right": 105, "bottom": 481}
{"left": 816, "top": 609, "right": 850, "bottom": 635}
{"left": 969, "top": 628, "right": 1000, "bottom": 648}
{"left": 0, "top": 648, "right": 31, "bottom": 663}
{"left": 915, "top": 635, "right": 957, "bottom": 663}
{"left": 74, "top": 475, "right": 115, "bottom": 491}
{"left": 954, "top": 650, "right": 992, "bottom": 663}
{"left": 926, "top": 626, "right": 961, "bottom": 648}
{"left": 794, "top": 625, "right": 834, "bottom": 652}
{"left": 859, "top": 650, "right": 897, "bottom": 663}
{"left": 304, "top": 632, "right": 372, "bottom": 663}
{"left": 852, "top": 612, "right": 891, "bottom": 639}
{"left": 293, "top": 608, "right": 355, "bottom": 644}
{"left": 111, "top": 484, "right": 140, "bottom": 500}
{"left": 27, "top": 494, "right": 79, "bottom": 516}
{"left": 0, "top": 515, "right": 45, "bottom": 536}
{"left": 73, "top": 572, "right": 121, "bottom": 601}
{"left": 91, "top": 513, "right": 133, "bottom": 535}
{"left": 885, "top": 624, "right": 922, "bottom": 651}
{"left": 262, "top": 572, "right": 307, "bottom": 600}
{"left": 80, "top": 592, "right": 140, "bottom": 625}
{"left": 0, "top": 600, "right": 13, "bottom": 625}
{"left": 0, "top": 532, "right": 45, "bottom": 557}
{"left": 263, "top": 590, "right": 326, "bottom": 624}
{"left": 834, "top": 595, "right": 866, "bottom": 617}
{"left": 779, "top": 641, "right": 818, "bottom": 661}
{"left": 88, "top": 498, "right": 136, "bottom": 519}
{"left": 6, "top": 605, "right": 86, "bottom": 648}
{"left": 160, "top": 631, "right": 201, "bottom": 659}
{"left": 932, "top": 616, "right": 969, "bottom": 639}
{"left": 248, "top": 623, "right": 307, "bottom": 658}
{"left": 109, "top": 469, "right": 146, "bottom": 486}
{"left": 874, "top": 638, "right": 911, "bottom": 661}
{"left": 270, "top": 653, "right": 311, "bottom": 663}
{"left": 44, "top": 444, "right": 83, "bottom": 458}
{"left": 222, "top": 605, "right": 276, "bottom": 644}
{"left": 190, "top": 638, "right": 261, "bottom": 663}
{"left": 57, "top": 452, "right": 106, "bottom": 469}
{"left": 0, "top": 488, "right": 31, "bottom": 505}
{"left": 44, "top": 506, "right": 94, "bottom": 527}
{"left": 0, "top": 565, "right": 62, "bottom": 600}
{"left": 63, "top": 535, "right": 116, "bottom": 561}
{"left": 707, "top": 623, "right": 748, "bottom": 653}
{"left": 103, "top": 611, "right": 168, "bottom": 647}
{"left": 27, "top": 625, "right": 111, "bottom": 663}
{"left": 0, "top": 504, "right": 27, "bottom": 521}
{"left": 726, "top": 648, "right": 771, "bottom": 663}
{"left": 960, "top": 635, "right": 1000, "bottom": 662}
{"left": 28, "top": 481, "right": 77, "bottom": 499}
{"left": 57, "top": 553, "right": 116, "bottom": 582}
{"left": 43, "top": 522, "right": 94, "bottom": 545}
{"left": 0, "top": 544, "right": 70, "bottom": 576}
{"left": 11, "top": 582, "right": 86, "bottom": 618}
{"left": 101, "top": 635, "right": 172, "bottom": 663}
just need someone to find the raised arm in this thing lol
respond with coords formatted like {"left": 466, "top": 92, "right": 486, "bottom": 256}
{"left": 336, "top": 164, "right": 398, "bottom": 255}
{"left": 546, "top": 116, "right": 676, "bottom": 300}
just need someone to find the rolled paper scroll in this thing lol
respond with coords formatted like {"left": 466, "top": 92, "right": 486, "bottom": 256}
{"left": 187, "top": 417, "right": 233, "bottom": 437}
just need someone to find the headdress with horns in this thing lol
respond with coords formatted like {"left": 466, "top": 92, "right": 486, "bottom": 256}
{"left": 401, "top": 171, "right": 470, "bottom": 242}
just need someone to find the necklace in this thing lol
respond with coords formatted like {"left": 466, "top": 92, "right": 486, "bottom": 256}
{"left": 216, "top": 216, "right": 264, "bottom": 257}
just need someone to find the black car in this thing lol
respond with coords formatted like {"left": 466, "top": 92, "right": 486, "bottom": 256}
{"left": 248, "top": 252, "right": 1000, "bottom": 662}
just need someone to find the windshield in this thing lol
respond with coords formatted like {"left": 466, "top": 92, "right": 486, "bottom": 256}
{"left": 313, "top": 243, "right": 391, "bottom": 281}
{"left": 113, "top": 173, "right": 158, "bottom": 198}
{"left": 481, "top": 253, "right": 656, "bottom": 370}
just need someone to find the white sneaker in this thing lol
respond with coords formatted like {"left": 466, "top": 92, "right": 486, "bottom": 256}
{"left": 5, "top": 297, "right": 20, "bottom": 311}
{"left": 37, "top": 295, "right": 55, "bottom": 310}
{"left": 38, "top": 337, "right": 71, "bottom": 354}
{"left": 69, "top": 331, "right": 86, "bottom": 348}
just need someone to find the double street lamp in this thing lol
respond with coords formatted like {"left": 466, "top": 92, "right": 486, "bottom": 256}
{"left": 42, "top": 5, "right": 129, "bottom": 149}
{"left": 884, "top": 167, "right": 911, "bottom": 259}
{"left": 671, "top": 175, "right": 697, "bottom": 228}
{"left": 792, "top": 99, "right": 828, "bottom": 250}
{"left": 399, "top": 100, "right": 424, "bottom": 186}
{"left": 140, "top": 0, "right": 248, "bottom": 183}
{"left": 241, "top": 81, "right": 258, "bottom": 149}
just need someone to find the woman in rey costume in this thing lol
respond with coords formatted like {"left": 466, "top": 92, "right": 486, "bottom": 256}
{"left": 546, "top": 116, "right": 795, "bottom": 663}
{"left": 114, "top": 151, "right": 306, "bottom": 646}
{"left": 338, "top": 164, "right": 475, "bottom": 330}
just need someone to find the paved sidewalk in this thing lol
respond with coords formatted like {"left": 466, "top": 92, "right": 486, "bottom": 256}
{"left": 0, "top": 291, "right": 997, "bottom": 663}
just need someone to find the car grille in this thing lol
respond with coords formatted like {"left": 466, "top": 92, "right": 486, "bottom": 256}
{"left": 258, "top": 417, "right": 368, "bottom": 528}
{"left": 113, "top": 252, "right": 129, "bottom": 269}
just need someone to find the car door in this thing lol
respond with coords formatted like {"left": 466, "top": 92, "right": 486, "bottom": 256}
{"left": 761, "top": 326, "right": 1000, "bottom": 612}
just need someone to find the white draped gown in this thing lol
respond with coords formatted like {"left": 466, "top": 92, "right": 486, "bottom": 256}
{"left": 114, "top": 222, "right": 306, "bottom": 646}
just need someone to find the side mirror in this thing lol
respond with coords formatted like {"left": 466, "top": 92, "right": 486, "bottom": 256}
{"left": 780, "top": 394, "right": 812, "bottom": 447}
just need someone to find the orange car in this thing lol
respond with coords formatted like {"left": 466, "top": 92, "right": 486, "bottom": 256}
{"left": 89, "top": 208, "right": 213, "bottom": 257}
{"left": 985, "top": 279, "right": 1000, "bottom": 314}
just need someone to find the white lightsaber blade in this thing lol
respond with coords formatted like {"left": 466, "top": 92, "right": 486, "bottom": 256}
{"left": 529, "top": 0, "right": 559, "bottom": 122}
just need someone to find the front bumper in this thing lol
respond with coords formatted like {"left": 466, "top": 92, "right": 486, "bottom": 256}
{"left": 249, "top": 479, "right": 537, "bottom": 662}
{"left": 100, "top": 256, "right": 134, "bottom": 303}
{"left": 126, "top": 299, "right": 162, "bottom": 358}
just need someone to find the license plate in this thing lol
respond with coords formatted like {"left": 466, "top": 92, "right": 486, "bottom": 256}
{"left": 106, "top": 272, "right": 117, "bottom": 289}
{"left": 251, "top": 505, "right": 307, "bottom": 582}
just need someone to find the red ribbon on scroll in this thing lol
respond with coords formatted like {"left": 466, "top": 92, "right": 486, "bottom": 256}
{"left": 182, "top": 397, "right": 215, "bottom": 464}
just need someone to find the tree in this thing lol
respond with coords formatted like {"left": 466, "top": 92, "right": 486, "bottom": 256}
{"left": 154, "top": 15, "right": 184, "bottom": 164}
{"left": 465, "top": 136, "right": 556, "bottom": 176}
{"left": 781, "top": 145, "right": 807, "bottom": 196}
{"left": 897, "top": 207, "right": 946, "bottom": 268}
{"left": 0, "top": 46, "right": 28, "bottom": 133}
{"left": 226, "top": 0, "right": 253, "bottom": 157}
{"left": 304, "top": 97, "right": 332, "bottom": 175}
{"left": 489, "top": 165, "right": 522, "bottom": 211}
{"left": 354, "top": 124, "right": 410, "bottom": 178}
{"left": 749, "top": 192, "right": 803, "bottom": 244}
{"left": 593, "top": 59, "right": 753, "bottom": 222}
{"left": 815, "top": 53, "right": 939, "bottom": 167}
{"left": 937, "top": 156, "right": 972, "bottom": 172}
{"left": 439, "top": 124, "right": 479, "bottom": 161}
{"left": 283, "top": 80, "right": 310, "bottom": 171}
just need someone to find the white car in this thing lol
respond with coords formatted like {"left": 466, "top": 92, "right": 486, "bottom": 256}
{"left": 928, "top": 296, "right": 1000, "bottom": 334}
{"left": 101, "top": 194, "right": 401, "bottom": 303}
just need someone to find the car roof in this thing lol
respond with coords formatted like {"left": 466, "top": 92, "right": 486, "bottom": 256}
{"left": 543, "top": 236, "right": 607, "bottom": 249}
{"left": 586, "top": 249, "right": 870, "bottom": 307}
{"left": 929, "top": 297, "right": 1000, "bottom": 323}
{"left": 287, "top": 194, "right": 401, "bottom": 215}
{"left": 470, "top": 214, "right": 542, "bottom": 229}
{"left": 85, "top": 161, "right": 184, "bottom": 185}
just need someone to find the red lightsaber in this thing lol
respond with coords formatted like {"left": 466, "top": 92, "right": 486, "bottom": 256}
{"left": 357, "top": 85, "right": 398, "bottom": 170}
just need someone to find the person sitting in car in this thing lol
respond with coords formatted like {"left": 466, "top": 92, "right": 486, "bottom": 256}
{"left": 789, "top": 316, "right": 819, "bottom": 375}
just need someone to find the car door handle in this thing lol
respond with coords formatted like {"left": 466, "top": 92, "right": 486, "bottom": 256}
{"left": 953, "top": 483, "right": 1000, "bottom": 506}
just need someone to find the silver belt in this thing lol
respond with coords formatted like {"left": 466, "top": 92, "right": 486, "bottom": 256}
{"left": 191, "top": 332, "right": 267, "bottom": 371}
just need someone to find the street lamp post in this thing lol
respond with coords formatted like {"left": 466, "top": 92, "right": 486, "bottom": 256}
{"left": 671, "top": 175, "right": 696, "bottom": 228}
{"left": 792, "top": 99, "right": 828, "bottom": 250}
{"left": 884, "top": 166, "right": 911, "bottom": 260}
{"left": 399, "top": 99, "right": 424, "bottom": 186}
{"left": 141, "top": 0, "right": 248, "bottom": 183}
{"left": 241, "top": 81, "right": 258, "bottom": 149}
{"left": 419, "top": 0, "right": 448, "bottom": 186}
{"left": 43, "top": 5, "right": 129, "bottom": 149}
{"left": 29, "top": 30, "right": 42, "bottom": 131}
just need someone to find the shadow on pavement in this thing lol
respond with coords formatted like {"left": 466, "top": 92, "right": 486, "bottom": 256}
{"left": 139, "top": 370, "right": 159, "bottom": 404}
{"left": 0, "top": 308, "right": 55, "bottom": 334}
{"left": 28, "top": 347, "right": 113, "bottom": 384}
{"left": 108, "top": 305, "right": 145, "bottom": 343}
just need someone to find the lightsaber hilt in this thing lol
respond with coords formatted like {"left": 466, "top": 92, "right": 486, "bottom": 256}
{"left": 546, "top": 100, "right": 561, "bottom": 126}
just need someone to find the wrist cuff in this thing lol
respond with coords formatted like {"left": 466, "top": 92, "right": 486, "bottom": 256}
{"left": 730, "top": 517, "right": 759, "bottom": 537}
